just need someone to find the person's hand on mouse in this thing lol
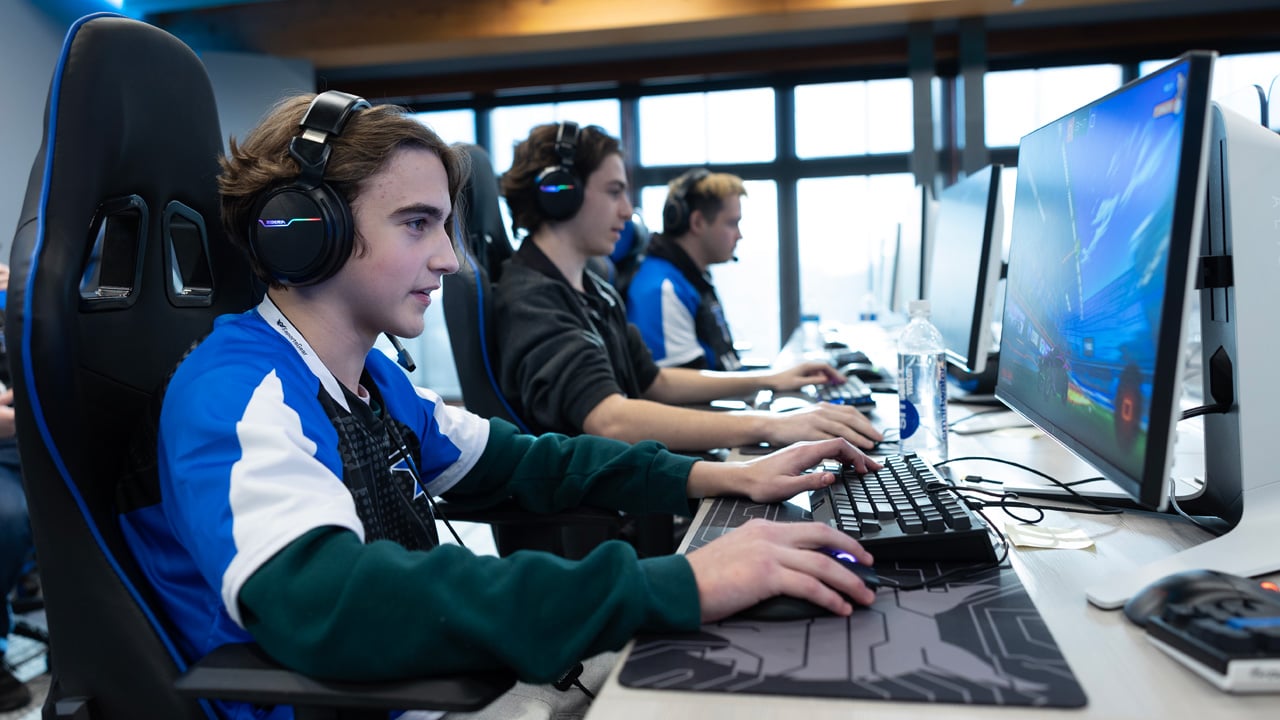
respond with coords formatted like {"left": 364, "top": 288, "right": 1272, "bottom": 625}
{"left": 685, "top": 437, "right": 881, "bottom": 503}
{"left": 685, "top": 518, "right": 877, "bottom": 623}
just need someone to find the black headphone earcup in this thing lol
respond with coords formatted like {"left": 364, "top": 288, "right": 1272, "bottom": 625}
{"left": 662, "top": 196, "right": 686, "bottom": 236}
{"left": 534, "top": 165, "right": 584, "bottom": 220}
{"left": 249, "top": 184, "right": 354, "bottom": 286}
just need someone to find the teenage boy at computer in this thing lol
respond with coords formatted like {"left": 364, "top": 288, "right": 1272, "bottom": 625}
{"left": 494, "top": 123, "right": 882, "bottom": 451}
{"left": 627, "top": 169, "right": 746, "bottom": 371}
{"left": 119, "top": 93, "right": 879, "bottom": 719}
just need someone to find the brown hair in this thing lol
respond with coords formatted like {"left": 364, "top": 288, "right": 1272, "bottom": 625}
{"left": 218, "top": 94, "right": 469, "bottom": 287}
{"left": 500, "top": 123, "right": 622, "bottom": 238}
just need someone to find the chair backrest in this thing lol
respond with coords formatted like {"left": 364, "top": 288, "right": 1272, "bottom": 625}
{"left": 8, "top": 13, "right": 259, "bottom": 717}
{"left": 443, "top": 144, "right": 529, "bottom": 431}
{"left": 602, "top": 211, "right": 652, "bottom": 297}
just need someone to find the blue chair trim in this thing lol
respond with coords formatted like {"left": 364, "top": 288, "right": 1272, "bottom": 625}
{"left": 22, "top": 14, "right": 216, "bottom": 717}
{"left": 465, "top": 249, "right": 531, "bottom": 434}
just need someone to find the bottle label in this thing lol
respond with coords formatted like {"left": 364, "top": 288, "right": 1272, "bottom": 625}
{"left": 900, "top": 398, "right": 921, "bottom": 439}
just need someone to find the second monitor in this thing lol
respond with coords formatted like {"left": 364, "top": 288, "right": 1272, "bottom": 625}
{"left": 925, "top": 164, "right": 1005, "bottom": 398}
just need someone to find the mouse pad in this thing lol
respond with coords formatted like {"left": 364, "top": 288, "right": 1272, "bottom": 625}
{"left": 618, "top": 497, "right": 1087, "bottom": 708}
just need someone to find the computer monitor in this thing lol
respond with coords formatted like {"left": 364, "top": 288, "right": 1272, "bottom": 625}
{"left": 925, "top": 164, "right": 1004, "bottom": 376}
{"left": 990, "top": 51, "right": 1280, "bottom": 607}
{"left": 889, "top": 184, "right": 936, "bottom": 315}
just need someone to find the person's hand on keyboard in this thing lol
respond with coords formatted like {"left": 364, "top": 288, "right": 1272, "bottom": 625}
{"left": 766, "top": 360, "right": 846, "bottom": 392}
{"left": 686, "top": 437, "right": 881, "bottom": 504}
{"left": 761, "top": 402, "right": 882, "bottom": 449}
{"left": 684, "top": 518, "right": 876, "bottom": 623}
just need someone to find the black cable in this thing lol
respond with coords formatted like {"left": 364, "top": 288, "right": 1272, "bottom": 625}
{"left": 386, "top": 420, "right": 467, "bottom": 547}
{"left": 947, "top": 408, "right": 1007, "bottom": 429}
{"left": 937, "top": 455, "right": 1124, "bottom": 515}
{"left": 1180, "top": 403, "right": 1230, "bottom": 420}
{"left": 1167, "top": 480, "right": 1225, "bottom": 537}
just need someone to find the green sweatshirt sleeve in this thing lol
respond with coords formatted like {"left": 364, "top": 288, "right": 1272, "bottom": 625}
{"left": 239, "top": 526, "right": 700, "bottom": 683}
{"left": 441, "top": 418, "right": 698, "bottom": 518}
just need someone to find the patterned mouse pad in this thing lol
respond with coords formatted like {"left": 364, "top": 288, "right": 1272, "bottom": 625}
{"left": 618, "top": 497, "right": 1087, "bottom": 708}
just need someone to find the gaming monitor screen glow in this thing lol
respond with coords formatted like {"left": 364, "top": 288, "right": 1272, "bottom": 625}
{"left": 995, "top": 53, "right": 1214, "bottom": 510}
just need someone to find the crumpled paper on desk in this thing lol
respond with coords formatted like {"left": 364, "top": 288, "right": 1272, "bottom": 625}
{"left": 1000, "top": 518, "right": 1096, "bottom": 550}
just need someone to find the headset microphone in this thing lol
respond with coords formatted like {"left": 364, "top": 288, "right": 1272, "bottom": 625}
{"left": 387, "top": 334, "right": 416, "bottom": 373}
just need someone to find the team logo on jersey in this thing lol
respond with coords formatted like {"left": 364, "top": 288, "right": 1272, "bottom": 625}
{"left": 387, "top": 447, "right": 426, "bottom": 500}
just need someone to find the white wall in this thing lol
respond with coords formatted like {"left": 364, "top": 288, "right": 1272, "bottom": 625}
{"left": 0, "top": 1, "right": 71, "bottom": 265}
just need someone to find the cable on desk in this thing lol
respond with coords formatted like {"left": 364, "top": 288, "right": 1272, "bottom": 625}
{"left": 946, "top": 408, "right": 1009, "bottom": 431}
{"left": 937, "top": 456, "right": 1124, "bottom": 516}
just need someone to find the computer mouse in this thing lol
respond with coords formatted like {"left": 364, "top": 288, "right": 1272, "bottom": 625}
{"left": 823, "top": 339, "right": 850, "bottom": 350}
{"left": 831, "top": 349, "right": 870, "bottom": 366}
{"left": 1122, "top": 568, "right": 1280, "bottom": 627}
{"left": 730, "top": 549, "right": 880, "bottom": 622}
{"left": 840, "top": 362, "right": 889, "bottom": 383}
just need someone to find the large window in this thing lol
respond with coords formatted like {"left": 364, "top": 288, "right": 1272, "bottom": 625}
{"left": 637, "top": 88, "right": 776, "bottom": 166}
{"left": 488, "top": 100, "right": 621, "bottom": 175}
{"left": 405, "top": 54, "right": 1180, "bottom": 401}
{"left": 984, "top": 64, "right": 1123, "bottom": 147}
{"left": 414, "top": 109, "right": 476, "bottom": 146}
{"left": 797, "top": 173, "right": 915, "bottom": 326}
{"left": 794, "top": 78, "right": 913, "bottom": 158}
{"left": 639, "top": 180, "right": 781, "bottom": 362}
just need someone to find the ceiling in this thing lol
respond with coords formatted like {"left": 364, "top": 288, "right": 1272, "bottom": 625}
{"left": 121, "top": 0, "right": 1280, "bottom": 102}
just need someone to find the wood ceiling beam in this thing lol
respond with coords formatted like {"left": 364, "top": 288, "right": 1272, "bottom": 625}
{"left": 150, "top": 0, "right": 1151, "bottom": 70}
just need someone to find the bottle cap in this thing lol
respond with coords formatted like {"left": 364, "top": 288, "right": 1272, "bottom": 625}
{"left": 908, "top": 299, "right": 930, "bottom": 315}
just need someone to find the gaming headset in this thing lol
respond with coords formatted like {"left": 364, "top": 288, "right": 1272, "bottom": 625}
{"left": 249, "top": 90, "right": 371, "bottom": 286}
{"left": 534, "top": 121, "right": 585, "bottom": 221}
{"left": 661, "top": 168, "right": 711, "bottom": 237}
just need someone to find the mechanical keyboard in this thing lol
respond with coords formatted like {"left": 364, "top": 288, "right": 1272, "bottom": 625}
{"left": 801, "top": 376, "right": 875, "bottom": 409}
{"left": 808, "top": 453, "right": 998, "bottom": 563}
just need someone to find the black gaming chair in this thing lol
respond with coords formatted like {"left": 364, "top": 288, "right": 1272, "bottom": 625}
{"left": 7, "top": 13, "right": 511, "bottom": 719}
{"left": 442, "top": 144, "right": 526, "bottom": 431}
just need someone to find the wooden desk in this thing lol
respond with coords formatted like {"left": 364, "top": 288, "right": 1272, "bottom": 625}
{"left": 587, "top": 386, "right": 1277, "bottom": 719}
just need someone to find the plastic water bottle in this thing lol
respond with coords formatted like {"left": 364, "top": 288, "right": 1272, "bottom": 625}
{"left": 897, "top": 300, "right": 948, "bottom": 463}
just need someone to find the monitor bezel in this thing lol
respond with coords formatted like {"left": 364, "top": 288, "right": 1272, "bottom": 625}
{"left": 927, "top": 164, "right": 1003, "bottom": 375}
{"left": 994, "top": 51, "right": 1215, "bottom": 511}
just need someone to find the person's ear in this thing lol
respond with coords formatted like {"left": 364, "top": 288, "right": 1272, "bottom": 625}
{"left": 689, "top": 208, "right": 710, "bottom": 235}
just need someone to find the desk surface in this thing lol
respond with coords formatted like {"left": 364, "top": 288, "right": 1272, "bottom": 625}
{"left": 587, "top": 324, "right": 1277, "bottom": 719}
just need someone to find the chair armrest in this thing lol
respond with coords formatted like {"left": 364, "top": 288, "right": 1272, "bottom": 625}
{"left": 174, "top": 642, "right": 515, "bottom": 716}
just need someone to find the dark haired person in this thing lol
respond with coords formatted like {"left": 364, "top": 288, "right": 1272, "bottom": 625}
{"left": 494, "top": 123, "right": 882, "bottom": 451}
{"left": 118, "top": 95, "right": 880, "bottom": 719}
{"left": 628, "top": 170, "right": 747, "bottom": 371}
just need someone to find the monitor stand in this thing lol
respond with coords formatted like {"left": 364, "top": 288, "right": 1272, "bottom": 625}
{"left": 1085, "top": 106, "right": 1280, "bottom": 609}
{"left": 947, "top": 352, "right": 1000, "bottom": 405}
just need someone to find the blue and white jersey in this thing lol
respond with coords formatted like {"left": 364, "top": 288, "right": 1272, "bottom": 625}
{"left": 627, "top": 255, "right": 706, "bottom": 367}
{"left": 627, "top": 238, "right": 741, "bottom": 371}
{"left": 119, "top": 297, "right": 489, "bottom": 668}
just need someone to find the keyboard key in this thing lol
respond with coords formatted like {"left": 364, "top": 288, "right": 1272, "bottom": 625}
{"left": 807, "top": 453, "right": 998, "bottom": 563}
